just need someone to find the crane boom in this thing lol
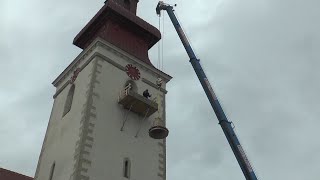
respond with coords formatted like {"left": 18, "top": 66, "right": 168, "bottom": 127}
{"left": 156, "top": 2, "right": 258, "bottom": 180}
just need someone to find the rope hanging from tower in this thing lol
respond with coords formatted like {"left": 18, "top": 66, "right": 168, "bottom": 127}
{"left": 157, "top": 10, "right": 165, "bottom": 71}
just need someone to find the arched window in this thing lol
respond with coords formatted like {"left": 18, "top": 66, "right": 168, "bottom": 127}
{"left": 63, "top": 84, "right": 75, "bottom": 116}
{"left": 49, "top": 162, "right": 55, "bottom": 180}
{"left": 123, "top": 158, "right": 131, "bottom": 178}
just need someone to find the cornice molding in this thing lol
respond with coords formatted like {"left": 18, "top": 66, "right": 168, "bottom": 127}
{"left": 142, "top": 78, "right": 167, "bottom": 94}
{"left": 96, "top": 38, "right": 172, "bottom": 82}
{"left": 52, "top": 37, "right": 172, "bottom": 90}
{"left": 52, "top": 39, "right": 99, "bottom": 87}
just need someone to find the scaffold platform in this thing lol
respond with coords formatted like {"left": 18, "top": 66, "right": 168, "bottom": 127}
{"left": 118, "top": 85, "right": 158, "bottom": 117}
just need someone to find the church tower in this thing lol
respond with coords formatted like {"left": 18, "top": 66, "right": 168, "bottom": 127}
{"left": 34, "top": 1, "right": 172, "bottom": 180}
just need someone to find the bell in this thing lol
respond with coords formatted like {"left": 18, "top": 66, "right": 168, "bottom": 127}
{"left": 149, "top": 117, "right": 169, "bottom": 139}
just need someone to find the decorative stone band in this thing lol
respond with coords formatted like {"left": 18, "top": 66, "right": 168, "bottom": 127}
{"left": 142, "top": 78, "right": 167, "bottom": 94}
{"left": 70, "top": 59, "right": 102, "bottom": 180}
{"left": 52, "top": 38, "right": 171, "bottom": 89}
{"left": 53, "top": 52, "right": 168, "bottom": 98}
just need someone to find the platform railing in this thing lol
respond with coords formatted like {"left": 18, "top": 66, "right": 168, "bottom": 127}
{"left": 118, "top": 84, "right": 132, "bottom": 102}
{"left": 118, "top": 83, "right": 158, "bottom": 103}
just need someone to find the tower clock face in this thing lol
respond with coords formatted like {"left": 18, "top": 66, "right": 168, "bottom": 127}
{"left": 125, "top": 64, "right": 140, "bottom": 80}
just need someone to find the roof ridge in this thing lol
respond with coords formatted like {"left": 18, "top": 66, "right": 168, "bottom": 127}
{"left": 0, "top": 167, "right": 33, "bottom": 179}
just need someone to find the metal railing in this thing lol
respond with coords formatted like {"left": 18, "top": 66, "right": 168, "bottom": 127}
{"left": 118, "top": 83, "right": 157, "bottom": 103}
{"left": 118, "top": 84, "right": 132, "bottom": 102}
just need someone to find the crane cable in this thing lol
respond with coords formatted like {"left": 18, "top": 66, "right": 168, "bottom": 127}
{"left": 157, "top": 11, "right": 165, "bottom": 71}
{"left": 162, "top": 12, "right": 165, "bottom": 70}
{"left": 156, "top": 11, "right": 165, "bottom": 120}
{"left": 158, "top": 12, "right": 161, "bottom": 70}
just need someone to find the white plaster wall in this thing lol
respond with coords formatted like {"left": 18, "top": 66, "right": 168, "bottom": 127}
{"left": 35, "top": 38, "right": 170, "bottom": 180}
{"left": 35, "top": 61, "right": 93, "bottom": 180}
{"left": 86, "top": 45, "right": 168, "bottom": 180}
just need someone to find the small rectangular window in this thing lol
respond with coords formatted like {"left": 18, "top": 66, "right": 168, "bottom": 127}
{"left": 63, "top": 84, "right": 75, "bottom": 117}
{"left": 49, "top": 162, "right": 55, "bottom": 180}
{"left": 123, "top": 158, "right": 130, "bottom": 178}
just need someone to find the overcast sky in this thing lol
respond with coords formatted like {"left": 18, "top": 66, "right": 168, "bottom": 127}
{"left": 1, "top": 0, "right": 320, "bottom": 179}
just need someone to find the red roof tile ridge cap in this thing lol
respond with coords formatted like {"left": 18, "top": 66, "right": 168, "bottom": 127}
{"left": 108, "top": 0, "right": 160, "bottom": 37}
{"left": 0, "top": 168, "right": 33, "bottom": 179}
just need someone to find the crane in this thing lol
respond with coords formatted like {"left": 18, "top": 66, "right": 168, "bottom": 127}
{"left": 156, "top": 2, "right": 258, "bottom": 180}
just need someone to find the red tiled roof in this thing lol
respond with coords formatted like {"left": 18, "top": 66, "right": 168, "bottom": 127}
{"left": 74, "top": 0, "right": 161, "bottom": 49}
{"left": 73, "top": 0, "right": 161, "bottom": 66}
{"left": 0, "top": 168, "right": 33, "bottom": 180}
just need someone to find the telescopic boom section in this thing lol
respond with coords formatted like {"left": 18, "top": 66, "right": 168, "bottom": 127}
{"left": 156, "top": 2, "right": 258, "bottom": 180}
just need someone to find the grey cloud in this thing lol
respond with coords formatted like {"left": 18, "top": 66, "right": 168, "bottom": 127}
{"left": 1, "top": 0, "right": 320, "bottom": 179}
